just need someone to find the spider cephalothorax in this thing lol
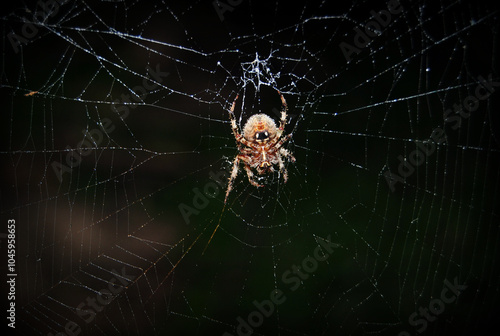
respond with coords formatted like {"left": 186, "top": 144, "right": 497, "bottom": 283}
{"left": 224, "top": 90, "right": 296, "bottom": 203}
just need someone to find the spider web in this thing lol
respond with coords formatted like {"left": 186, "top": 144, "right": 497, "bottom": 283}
{"left": 1, "top": 0, "right": 499, "bottom": 335}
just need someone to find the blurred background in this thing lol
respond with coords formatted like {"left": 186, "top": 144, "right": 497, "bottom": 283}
{"left": 1, "top": 0, "right": 499, "bottom": 335}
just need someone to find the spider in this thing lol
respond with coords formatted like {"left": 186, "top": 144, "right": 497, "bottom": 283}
{"left": 224, "top": 89, "right": 296, "bottom": 203}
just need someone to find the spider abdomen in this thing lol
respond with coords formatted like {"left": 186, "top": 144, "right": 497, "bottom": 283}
{"left": 243, "top": 114, "right": 277, "bottom": 144}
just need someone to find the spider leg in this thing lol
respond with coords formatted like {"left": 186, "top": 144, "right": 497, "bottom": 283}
{"left": 224, "top": 155, "right": 264, "bottom": 203}
{"left": 229, "top": 95, "right": 241, "bottom": 138}
{"left": 273, "top": 133, "right": 294, "bottom": 153}
{"left": 244, "top": 164, "right": 264, "bottom": 188}
{"left": 229, "top": 94, "right": 254, "bottom": 148}
{"left": 224, "top": 155, "right": 240, "bottom": 204}
{"left": 275, "top": 90, "right": 288, "bottom": 140}
{"left": 277, "top": 155, "right": 289, "bottom": 183}
{"left": 279, "top": 147, "right": 296, "bottom": 163}
{"left": 267, "top": 90, "right": 289, "bottom": 147}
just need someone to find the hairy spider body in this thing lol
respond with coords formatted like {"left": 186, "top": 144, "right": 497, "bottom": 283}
{"left": 224, "top": 90, "right": 295, "bottom": 203}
